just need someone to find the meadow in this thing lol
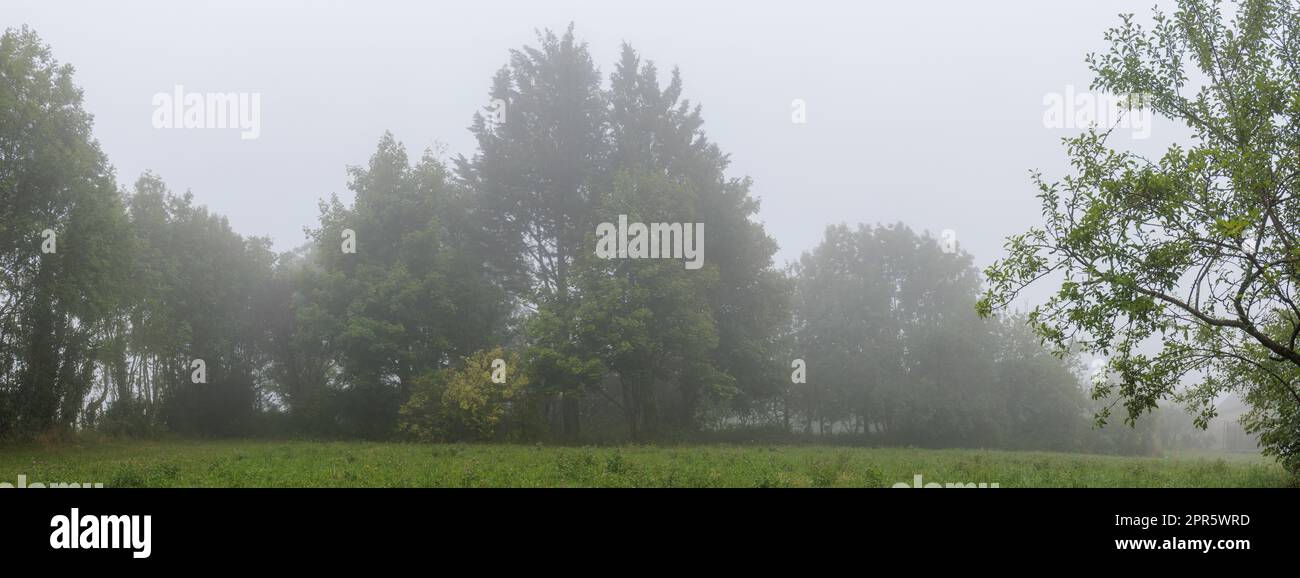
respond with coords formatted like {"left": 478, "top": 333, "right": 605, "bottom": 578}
{"left": 0, "top": 440, "right": 1290, "bottom": 488}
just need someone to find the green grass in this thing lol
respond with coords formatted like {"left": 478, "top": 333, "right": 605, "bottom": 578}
{"left": 0, "top": 440, "right": 1290, "bottom": 488}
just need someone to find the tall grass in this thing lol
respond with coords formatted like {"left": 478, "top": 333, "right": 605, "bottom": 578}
{"left": 0, "top": 440, "right": 1289, "bottom": 488}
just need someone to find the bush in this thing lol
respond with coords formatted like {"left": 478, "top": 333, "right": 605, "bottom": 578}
{"left": 398, "top": 348, "right": 528, "bottom": 441}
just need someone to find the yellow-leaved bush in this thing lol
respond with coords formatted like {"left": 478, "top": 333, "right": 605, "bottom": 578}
{"left": 398, "top": 348, "right": 528, "bottom": 441}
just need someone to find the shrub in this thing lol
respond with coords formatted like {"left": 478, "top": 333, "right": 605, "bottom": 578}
{"left": 398, "top": 348, "right": 528, "bottom": 441}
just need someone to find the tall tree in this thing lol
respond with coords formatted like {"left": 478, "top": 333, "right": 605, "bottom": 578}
{"left": 117, "top": 172, "right": 276, "bottom": 435}
{"left": 460, "top": 31, "right": 790, "bottom": 438}
{"left": 302, "top": 133, "right": 509, "bottom": 437}
{"left": 570, "top": 169, "right": 721, "bottom": 439}
{"left": 606, "top": 44, "right": 791, "bottom": 428}
{"left": 0, "top": 26, "right": 132, "bottom": 435}
{"left": 795, "top": 223, "right": 1086, "bottom": 447}
{"left": 456, "top": 25, "right": 607, "bottom": 436}
{"left": 980, "top": 0, "right": 1300, "bottom": 473}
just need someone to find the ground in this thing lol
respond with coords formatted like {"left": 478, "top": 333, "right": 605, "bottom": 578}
{"left": 0, "top": 440, "right": 1289, "bottom": 488}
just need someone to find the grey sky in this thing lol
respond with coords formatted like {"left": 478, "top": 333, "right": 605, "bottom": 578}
{"left": 4, "top": 0, "right": 1187, "bottom": 283}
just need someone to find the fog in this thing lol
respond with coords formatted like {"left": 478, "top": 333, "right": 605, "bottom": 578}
{"left": 5, "top": 0, "right": 1289, "bottom": 485}
{"left": 4, "top": 0, "right": 1186, "bottom": 274}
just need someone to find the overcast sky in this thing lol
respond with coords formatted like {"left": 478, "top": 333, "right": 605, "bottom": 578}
{"left": 4, "top": 0, "right": 1188, "bottom": 289}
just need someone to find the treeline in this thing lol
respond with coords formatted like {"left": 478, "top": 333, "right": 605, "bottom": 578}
{"left": 0, "top": 25, "right": 1179, "bottom": 451}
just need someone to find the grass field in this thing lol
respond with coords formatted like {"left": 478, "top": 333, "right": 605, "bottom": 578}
{"left": 0, "top": 440, "right": 1290, "bottom": 488}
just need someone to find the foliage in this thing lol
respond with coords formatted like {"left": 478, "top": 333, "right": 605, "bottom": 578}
{"left": 792, "top": 223, "right": 1088, "bottom": 450}
{"left": 398, "top": 348, "right": 529, "bottom": 441}
{"left": 0, "top": 26, "right": 132, "bottom": 435}
{"left": 457, "top": 29, "right": 789, "bottom": 439}
{"left": 293, "top": 133, "right": 511, "bottom": 437}
{"left": 0, "top": 439, "right": 1286, "bottom": 488}
{"left": 0, "top": 21, "right": 1240, "bottom": 466}
{"left": 117, "top": 172, "right": 277, "bottom": 435}
{"left": 979, "top": 0, "right": 1300, "bottom": 474}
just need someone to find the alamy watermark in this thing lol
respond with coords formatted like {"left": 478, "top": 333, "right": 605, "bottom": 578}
{"left": 893, "top": 474, "right": 999, "bottom": 488}
{"left": 1, "top": 474, "right": 103, "bottom": 489}
{"left": 152, "top": 84, "right": 261, "bottom": 140}
{"left": 595, "top": 215, "right": 704, "bottom": 270}
{"left": 1043, "top": 85, "right": 1152, "bottom": 139}
{"left": 50, "top": 508, "right": 151, "bottom": 559}
{"left": 939, "top": 229, "right": 957, "bottom": 255}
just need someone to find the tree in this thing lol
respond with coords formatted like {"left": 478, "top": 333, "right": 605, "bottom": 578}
{"left": 459, "top": 29, "right": 790, "bottom": 438}
{"left": 606, "top": 44, "right": 791, "bottom": 428}
{"left": 300, "top": 133, "right": 510, "bottom": 437}
{"left": 262, "top": 246, "right": 336, "bottom": 433}
{"left": 457, "top": 25, "right": 607, "bottom": 437}
{"left": 569, "top": 169, "right": 722, "bottom": 439}
{"left": 110, "top": 172, "right": 277, "bottom": 435}
{"left": 795, "top": 223, "right": 1086, "bottom": 448}
{"left": 398, "top": 348, "right": 529, "bottom": 441}
{"left": 979, "top": 0, "right": 1300, "bottom": 473}
{"left": 0, "top": 26, "right": 132, "bottom": 436}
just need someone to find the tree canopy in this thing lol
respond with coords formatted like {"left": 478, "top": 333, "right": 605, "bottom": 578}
{"left": 981, "top": 0, "right": 1300, "bottom": 473}
{"left": 0, "top": 22, "right": 1231, "bottom": 465}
